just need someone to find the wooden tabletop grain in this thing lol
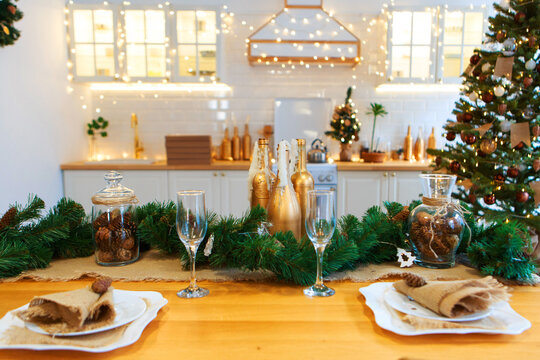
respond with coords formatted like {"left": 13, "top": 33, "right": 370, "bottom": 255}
{"left": 0, "top": 280, "right": 537, "bottom": 360}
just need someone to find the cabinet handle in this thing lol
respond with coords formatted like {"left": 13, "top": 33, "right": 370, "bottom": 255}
{"left": 221, "top": 173, "right": 226, "bottom": 177}
{"left": 391, "top": 172, "right": 396, "bottom": 177}
{"left": 383, "top": 172, "right": 388, "bottom": 177}
{"left": 213, "top": 172, "right": 218, "bottom": 177}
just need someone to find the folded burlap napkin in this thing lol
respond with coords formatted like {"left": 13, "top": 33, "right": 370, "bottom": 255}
{"left": 16, "top": 278, "right": 116, "bottom": 333}
{"left": 393, "top": 274, "right": 509, "bottom": 318}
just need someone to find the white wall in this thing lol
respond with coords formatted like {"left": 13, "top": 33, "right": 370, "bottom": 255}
{"left": 0, "top": 0, "right": 90, "bottom": 212}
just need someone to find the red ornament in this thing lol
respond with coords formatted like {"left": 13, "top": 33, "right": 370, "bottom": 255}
{"left": 435, "top": 156, "right": 442, "bottom": 166}
{"left": 449, "top": 161, "right": 461, "bottom": 173}
{"left": 446, "top": 132, "right": 456, "bottom": 141}
{"left": 463, "top": 113, "right": 473, "bottom": 122}
{"left": 529, "top": 36, "right": 537, "bottom": 47}
{"left": 507, "top": 167, "right": 519, "bottom": 178}
{"left": 456, "top": 113, "right": 464, "bottom": 123}
{"left": 497, "top": 32, "right": 506, "bottom": 41}
{"left": 514, "top": 141, "right": 525, "bottom": 150}
{"left": 473, "top": 67, "right": 482, "bottom": 77}
{"left": 470, "top": 54, "right": 481, "bottom": 65}
{"left": 7, "top": 5, "right": 16, "bottom": 15}
{"left": 483, "top": 194, "right": 496, "bottom": 205}
{"left": 514, "top": 12, "right": 526, "bottom": 23}
{"left": 498, "top": 103, "right": 507, "bottom": 115}
{"left": 479, "top": 74, "right": 488, "bottom": 82}
{"left": 482, "top": 92, "right": 493, "bottom": 103}
{"left": 469, "top": 192, "right": 477, "bottom": 204}
{"left": 523, "top": 77, "right": 533, "bottom": 88}
{"left": 532, "top": 125, "right": 540, "bottom": 137}
{"left": 533, "top": 159, "right": 540, "bottom": 172}
{"left": 494, "top": 174, "right": 506, "bottom": 183}
{"left": 516, "top": 191, "right": 529, "bottom": 203}
{"left": 465, "top": 134, "right": 477, "bottom": 145}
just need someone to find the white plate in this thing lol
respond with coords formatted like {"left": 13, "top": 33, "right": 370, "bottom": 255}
{"left": 384, "top": 286, "right": 492, "bottom": 322}
{"left": 360, "top": 282, "right": 531, "bottom": 336}
{"left": 24, "top": 290, "right": 147, "bottom": 336}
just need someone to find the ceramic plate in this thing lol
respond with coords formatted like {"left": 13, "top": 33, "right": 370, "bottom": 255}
{"left": 24, "top": 290, "right": 147, "bottom": 337}
{"left": 384, "top": 286, "right": 492, "bottom": 322}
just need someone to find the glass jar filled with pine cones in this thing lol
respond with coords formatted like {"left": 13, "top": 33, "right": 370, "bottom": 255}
{"left": 91, "top": 171, "right": 139, "bottom": 266}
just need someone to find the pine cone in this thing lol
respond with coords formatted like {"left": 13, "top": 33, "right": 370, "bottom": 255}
{"left": 95, "top": 227, "right": 112, "bottom": 251}
{"left": 0, "top": 207, "right": 17, "bottom": 231}
{"left": 403, "top": 273, "right": 427, "bottom": 287}
{"left": 93, "top": 212, "right": 110, "bottom": 230}
{"left": 116, "top": 248, "right": 133, "bottom": 262}
{"left": 109, "top": 214, "right": 124, "bottom": 231}
{"left": 392, "top": 206, "right": 410, "bottom": 222}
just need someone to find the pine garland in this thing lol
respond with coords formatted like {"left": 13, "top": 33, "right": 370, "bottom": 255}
{"left": 0, "top": 0, "right": 23, "bottom": 48}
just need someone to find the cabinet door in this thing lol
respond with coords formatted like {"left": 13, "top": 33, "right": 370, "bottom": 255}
{"left": 220, "top": 171, "right": 249, "bottom": 217}
{"left": 63, "top": 170, "right": 107, "bottom": 213}
{"left": 168, "top": 171, "right": 220, "bottom": 213}
{"left": 337, "top": 171, "right": 386, "bottom": 218}
{"left": 388, "top": 171, "right": 423, "bottom": 205}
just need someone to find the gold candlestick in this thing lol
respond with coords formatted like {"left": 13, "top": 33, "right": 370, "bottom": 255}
{"left": 221, "top": 128, "right": 232, "bottom": 161}
{"left": 232, "top": 126, "right": 241, "bottom": 160}
{"left": 290, "top": 139, "right": 314, "bottom": 239}
{"left": 404, "top": 125, "right": 413, "bottom": 161}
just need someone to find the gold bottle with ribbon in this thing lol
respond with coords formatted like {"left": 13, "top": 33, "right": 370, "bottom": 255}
{"left": 290, "top": 139, "right": 314, "bottom": 239}
{"left": 266, "top": 140, "right": 301, "bottom": 240}
{"left": 404, "top": 125, "right": 413, "bottom": 161}
{"left": 249, "top": 138, "right": 273, "bottom": 209}
{"left": 427, "top": 127, "right": 436, "bottom": 161}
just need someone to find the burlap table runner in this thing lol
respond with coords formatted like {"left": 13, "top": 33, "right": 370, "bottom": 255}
{"left": 1, "top": 249, "right": 490, "bottom": 283}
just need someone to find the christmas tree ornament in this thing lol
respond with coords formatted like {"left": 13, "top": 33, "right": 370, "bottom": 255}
{"left": 476, "top": 122, "right": 493, "bottom": 136}
{"left": 435, "top": 156, "right": 442, "bottom": 166}
{"left": 481, "top": 63, "right": 491, "bottom": 72}
{"left": 469, "top": 92, "right": 479, "bottom": 101}
{"left": 507, "top": 167, "right": 519, "bottom": 178}
{"left": 483, "top": 194, "right": 496, "bottom": 205}
{"left": 500, "top": 119, "right": 512, "bottom": 131}
{"left": 498, "top": 103, "right": 508, "bottom": 115}
{"left": 529, "top": 36, "right": 536, "bottom": 47}
{"left": 472, "top": 67, "right": 482, "bottom": 77}
{"left": 494, "top": 173, "right": 506, "bottom": 183}
{"left": 446, "top": 131, "right": 456, "bottom": 141}
{"left": 516, "top": 191, "right": 529, "bottom": 203}
{"left": 482, "top": 92, "right": 494, "bottom": 103}
{"left": 266, "top": 140, "right": 301, "bottom": 240}
{"left": 463, "top": 113, "right": 473, "bottom": 122}
{"left": 449, "top": 161, "right": 461, "bottom": 173}
{"left": 523, "top": 77, "right": 533, "bottom": 88}
{"left": 470, "top": 54, "right": 481, "bottom": 65}
{"left": 502, "top": 38, "right": 516, "bottom": 56}
{"left": 532, "top": 125, "right": 540, "bottom": 137}
{"left": 510, "top": 122, "right": 532, "bottom": 148}
{"left": 290, "top": 139, "right": 314, "bottom": 239}
{"left": 514, "top": 142, "right": 525, "bottom": 150}
{"left": 396, "top": 248, "right": 415, "bottom": 268}
{"left": 456, "top": 113, "right": 464, "bottom": 122}
{"left": 478, "top": 74, "right": 487, "bottom": 82}
{"left": 480, "top": 138, "right": 497, "bottom": 154}
{"left": 523, "top": 106, "right": 534, "bottom": 119}
{"left": 525, "top": 59, "right": 537, "bottom": 71}
{"left": 469, "top": 192, "right": 477, "bottom": 204}
{"left": 533, "top": 159, "right": 540, "bottom": 172}
{"left": 514, "top": 12, "right": 526, "bottom": 23}
{"left": 499, "top": 0, "right": 510, "bottom": 10}
{"left": 496, "top": 31, "right": 505, "bottom": 41}
{"left": 494, "top": 85, "right": 505, "bottom": 97}
{"left": 464, "top": 134, "right": 477, "bottom": 145}
{"left": 7, "top": 5, "right": 16, "bottom": 15}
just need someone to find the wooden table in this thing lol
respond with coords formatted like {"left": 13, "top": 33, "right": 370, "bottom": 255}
{"left": 0, "top": 280, "right": 538, "bottom": 359}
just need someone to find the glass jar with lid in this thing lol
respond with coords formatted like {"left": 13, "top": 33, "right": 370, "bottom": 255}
{"left": 91, "top": 171, "right": 139, "bottom": 266}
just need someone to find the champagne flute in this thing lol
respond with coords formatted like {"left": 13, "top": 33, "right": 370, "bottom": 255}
{"left": 176, "top": 190, "right": 209, "bottom": 298}
{"left": 303, "top": 190, "right": 336, "bottom": 297}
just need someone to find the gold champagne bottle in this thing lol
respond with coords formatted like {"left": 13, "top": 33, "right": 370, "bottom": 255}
{"left": 221, "top": 128, "right": 232, "bottom": 161}
{"left": 427, "top": 127, "right": 436, "bottom": 161}
{"left": 266, "top": 141, "right": 301, "bottom": 240}
{"left": 414, "top": 127, "right": 425, "bottom": 162}
{"left": 404, "top": 125, "right": 413, "bottom": 161}
{"left": 232, "top": 126, "right": 241, "bottom": 160}
{"left": 251, "top": 139, "right": 272, "bottom": 209}
{"left": 242, "top": 123, "right": 252, "bottom": 160}
{"left": 290, "top": 139, "right": 314, "bottom": 239}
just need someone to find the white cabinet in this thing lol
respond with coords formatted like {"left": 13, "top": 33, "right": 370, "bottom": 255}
{"left": 219, "top": 171, "right": 250, "bottom": 217}
{"left": 338, "top": 171, "right": 423, "bottom": 217}
{"left": 168, "top": 171, "right": 219, "bottom": 212}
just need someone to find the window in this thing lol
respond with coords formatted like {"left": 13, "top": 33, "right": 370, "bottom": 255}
{"left": 387, "top": 8, "right": 486, "bottom": 83}
{"left": 67, "top": 3, "right": 220, "bottom": 83}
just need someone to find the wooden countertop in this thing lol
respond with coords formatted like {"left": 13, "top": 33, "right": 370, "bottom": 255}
{"left": 0, "top": 280, "right": 537, "bottom": 359}
{"left": 61, "top": 160, "right": 431, "bottom": 172}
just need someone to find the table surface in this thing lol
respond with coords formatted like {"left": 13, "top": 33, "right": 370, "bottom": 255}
{"left": 0, "top": 280, "right": 538, "bottom": 359}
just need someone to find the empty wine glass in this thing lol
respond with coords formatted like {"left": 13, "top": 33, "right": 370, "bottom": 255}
{"left": 303, "top": 190, "right": 337, "bottom": 297}
{"left": 176, "top": 190, "right": 209, "bottom": 298}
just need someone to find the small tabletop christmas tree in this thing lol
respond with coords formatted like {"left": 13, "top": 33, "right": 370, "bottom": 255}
{"left": 429, "top": 0, "right": 540, "bottom": 231}
{"left": 325, "top": 87, "right": 361, "bottom": 161}
{"left": 0, "top": 0, "right": 23, "bottom": 47}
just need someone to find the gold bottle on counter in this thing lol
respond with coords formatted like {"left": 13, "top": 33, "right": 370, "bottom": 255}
{"left": 221, "top": 128, "right": 233, "bottom": 161}
{"left": 232, "top": 126, "right": 241, "bottom": 160}
{"left": 242, "top": 123, "right": 252, "bottom": 161}
{"left": 250, "top": 139, "right": 273, "bottom": 209}
{"left": 427, "top": 127, "right": 436, "bottom": 161}
{"left": 404, "top": 125, "right": 413, "bottom": 161}
{"left": 266, "top": 141, "right": 301, "bottom": 240}
{"left": 414, "top": 127, "right": 425, "bottom": 162}
{"left": 290, "top": 139, "right": 314, "bottom": 239}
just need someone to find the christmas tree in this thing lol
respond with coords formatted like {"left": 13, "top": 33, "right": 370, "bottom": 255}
{"left": 429, "top": 0, "right": 540, "bottom": 232}
{"left": 0, "top": 0, "right": 23, "bottom": 47}
{"left": 325, "top": 87, "right": 361, "bottom": 145}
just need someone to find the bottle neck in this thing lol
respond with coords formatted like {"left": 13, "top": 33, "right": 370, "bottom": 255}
{"left": 297, "top": 143, "right": 307, "bottom": 171}
{"left": 258, "top": 144, "right": 268, "bottom": 169}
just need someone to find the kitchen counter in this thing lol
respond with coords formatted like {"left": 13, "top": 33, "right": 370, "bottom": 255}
{"left": 61, "top": 160, "right": 431, "bottom": 172}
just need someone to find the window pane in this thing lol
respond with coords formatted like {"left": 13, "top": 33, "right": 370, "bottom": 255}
{"left": 93, "top": 10, "right": 113, "bottom": 43}
{"left": 391, "top": 46, "right": 410, "bottom": 78}
{"left": 145, "top": 10, "right": 165, "bottom": 43}
{"left": 95, "top": 44, "right": 115, "bottom": 76}
{"left": 178, "top": 45, "right": 196, "bottom": 76}
{"left": 75, "top": 44, "right": 95, "bottom": 76}
{"left": 464, "top": 12, "right": 483, "bottom": 44}
{"left": 127, "top": 44, "right": 146, "bottom": 77}
{"left": 392, "top": 12, "right": 412, "bottom": 45}
{"left": 196, "top": 11, "right": 216, "bottom": 44}
{"left": 462, "top": 46, "right": 476, "bottom": 70}
{"left": 177, "top": 11, "right": 196, "bottom": 43}
{"left": 125, "top": 10, "right": 145, "bottom": 43}
{"left": 199, "top": 44, "right": 216, "bottom": 76}
{"left": 73, "top": 10, "right": 93, "bottom": 43}
{"left": 444, "top": 11, "right": 463, "bottom": 45}
{"left": 147, "top": 45, "right": 165, "bottom": 77}
{"left": 412, "top": 12, "right": 431, "bottom": 45}
{"left": 411, "top": 46, "right": 430, "bottom": 79}
{"left": 443, "top": 46, "right": 461, "bottom": 77}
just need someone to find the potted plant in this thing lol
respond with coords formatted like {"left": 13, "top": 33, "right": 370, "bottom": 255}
{"left": 362, "top": 103, "right": 388, "bottom": 163}
{"left": 325, "top": 87, "right": 361, "bottom": 161}
{"left": 87, "top": 117, "right": 109, "bottom": 160}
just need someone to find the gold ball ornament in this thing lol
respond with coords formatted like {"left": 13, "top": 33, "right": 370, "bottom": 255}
{"left": 479, "top": 139, "right": 497, "bottom": 154}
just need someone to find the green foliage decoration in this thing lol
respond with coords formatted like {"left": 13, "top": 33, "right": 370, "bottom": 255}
{"left": 87, "top": 117, "right": 109, "bottom": 137}
{"left": 0, "top": 0, "right": 23, "bottom": 48}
